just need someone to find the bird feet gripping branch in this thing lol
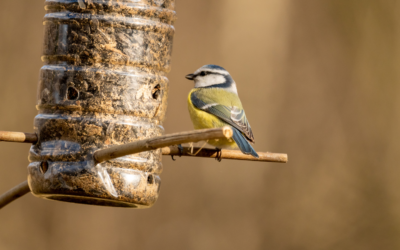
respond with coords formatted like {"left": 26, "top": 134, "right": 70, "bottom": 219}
{"left": 215, "top": 148, "right": 222, "bottom": 162}
{"left": 171, "top": 144, "right": 183, "bottom": 161}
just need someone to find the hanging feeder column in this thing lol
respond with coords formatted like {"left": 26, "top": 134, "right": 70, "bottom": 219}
{"left": 27, "top": 0, "right": 176, "bottom": 208}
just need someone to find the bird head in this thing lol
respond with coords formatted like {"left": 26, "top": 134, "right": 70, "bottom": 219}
{"left": 185, "top": 65, "right": 238, "bottom": 94}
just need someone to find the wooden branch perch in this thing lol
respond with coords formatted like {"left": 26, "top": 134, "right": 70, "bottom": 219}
{"left": 0, "top": 131, "right": 37, "bottom": 143}
{"left": 0, "top": 127, "right": 287, "bottom": 209}
{"left": 162, "top": 146, "right": 287, "bottom": 163}
{"left": 0, "top": 181, "right": 30, "bottom": 209}
{"left": 0, "top": 128, "right": 288, "bottom": 163}
{"left": 93, "top": 127, "right": 234, "bottom": 164}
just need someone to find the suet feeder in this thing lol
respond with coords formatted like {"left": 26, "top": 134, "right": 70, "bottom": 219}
{"left": 0, "top": 0, "right": 287, "bottom": 210}
{"left": 29, "top": 0, "right": 176, "bottom": 208}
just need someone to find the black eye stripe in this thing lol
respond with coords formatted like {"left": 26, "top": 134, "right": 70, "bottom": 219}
{"left": 196, "top": 71, "right": 223, "bottom": 77}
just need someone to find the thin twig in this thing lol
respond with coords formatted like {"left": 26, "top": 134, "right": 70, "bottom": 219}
{"left": 93, "top": 127, "right": 234, "bottom": 164}
{"left": 0, "top": 181, "right": 30, "bottom": 209}
{"left": 0, "top": 131, "right": 37, "bottom": 144}
{"left": 162, "top": 146, "right": 288, "bottom": 163}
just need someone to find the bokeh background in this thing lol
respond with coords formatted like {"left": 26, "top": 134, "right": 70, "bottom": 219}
{"left": 1, "top": 0, "right": 400, "bottom": 249}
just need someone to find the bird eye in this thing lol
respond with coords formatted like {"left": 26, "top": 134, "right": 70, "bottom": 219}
{"left": 200, "top": 71, "right": 206, "bottom": 76}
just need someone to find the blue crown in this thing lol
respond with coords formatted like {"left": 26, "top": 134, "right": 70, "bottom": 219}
{"left": 203, "top": 64, "right": 226, "bottom": 71}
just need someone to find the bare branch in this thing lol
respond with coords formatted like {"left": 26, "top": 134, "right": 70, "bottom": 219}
{"left": 0, "top": 131, "right": 37, "bottom": 144}
{"left": 0, "top": 128, "right": 288, "bottom": 164}
{"left": 162, "top": 146, "right": 288, "bottom": 163}
{"left": 0, "top": 181, "right": 30, "bottom": 209}
{"left": 93, "top": 127, "right": 234, "bottom": 164}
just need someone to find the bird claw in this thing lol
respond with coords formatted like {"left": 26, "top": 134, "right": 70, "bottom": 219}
{"left": 178, "top": 144, "right": 183, "bottom": 156}
{"left": 215, "top": 148, "right": 222, "bottom": 162}
{"left": 171, "top": 144, "right": 183, "bottom": 161}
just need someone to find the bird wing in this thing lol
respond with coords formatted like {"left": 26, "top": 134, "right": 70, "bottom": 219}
{"left": 190, "top": 90, "right": 255, "bottom": 143}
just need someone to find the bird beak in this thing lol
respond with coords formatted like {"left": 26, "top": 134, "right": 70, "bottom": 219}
{"left": 185, "top": 74, "right": 195, "bottom": 80}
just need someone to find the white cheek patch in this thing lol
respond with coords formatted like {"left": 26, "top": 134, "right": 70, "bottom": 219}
{"left": 194, "top": 75, "right": 226, "bottom": 88}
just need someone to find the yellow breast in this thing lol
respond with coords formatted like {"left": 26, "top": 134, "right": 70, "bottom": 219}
{"left": 187, "top": 89, "right": 238, "bottom": 149}
{"left": 188, "top": 89, "right": 220, "bottom": 129}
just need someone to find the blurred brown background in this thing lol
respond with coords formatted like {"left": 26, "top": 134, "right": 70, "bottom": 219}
{"left": 1, "top": 0, "right": 400, "bottom": 249}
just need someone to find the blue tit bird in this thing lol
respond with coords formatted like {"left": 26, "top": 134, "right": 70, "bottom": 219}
{"left": 186, "top": 64, "right": 259, "bottom": 158}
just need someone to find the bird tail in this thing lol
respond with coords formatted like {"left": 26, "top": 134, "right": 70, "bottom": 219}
{"left": 232, "top": 128, "right": 259, "bottom": 158}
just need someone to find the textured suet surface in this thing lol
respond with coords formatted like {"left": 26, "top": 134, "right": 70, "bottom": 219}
{"left": 28, "top": 0, "right": 176, "bottom": 208}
